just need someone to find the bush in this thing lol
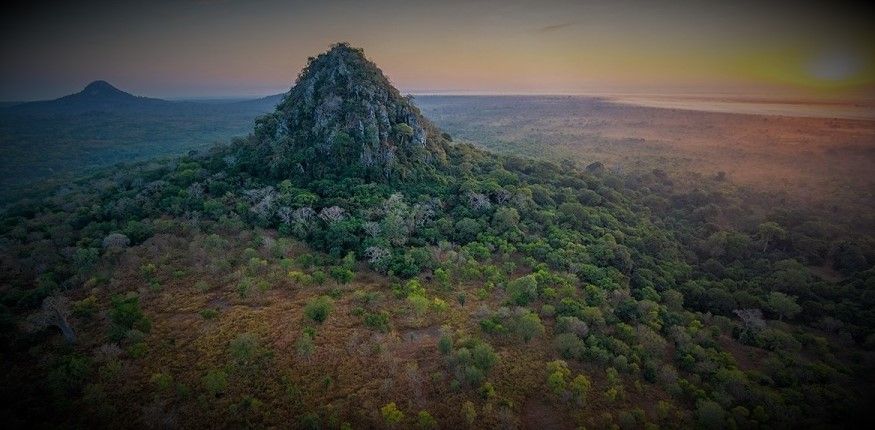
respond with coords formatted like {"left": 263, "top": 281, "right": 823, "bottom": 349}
{"left": 329, "top": 266, "right": 354, "bottom": 284}
{"left": 506, "top": 274, "right": 538, "bottom": 305}
{"left": 363, "top": 311, "right": 390, "bottom": 332}
{"left": 381, "top": 402, "right": 404, "bottom": 425}
{"left": 230, "top": 332, "right": 260, "bottom": 365}
{"left": 571, "top": 374, "right": 591, "bottom": 404}
{"left": 127, "top": 342, "right": 148, "bottom": 358}
{"left": 150, "top": 372, "right": 174, "bottom": 392}
{"left": 203, "top": 369, "right": 228, "bottom": 397}
{"left": 514, "top": 310, "right": 545, "bottom": 342}
{"left": 304, "top": 296, "right": 333, "bottom": 323}
{"left": 553, "top": 333, "right": 585, "bottom": 359}
{"left": 296, "top": 331, "right": 315, "bottom": 360}
{"left": 546, "top": 360, "right": 571, "bottom": 395}
{"left": 696, "top": 400, "right": 726, "bottom": 429}
{"left": 417, "top": 410, "right": 437, "bottom": 429}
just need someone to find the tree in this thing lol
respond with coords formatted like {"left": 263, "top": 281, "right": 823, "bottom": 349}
{"left": 28, "top": 295, "right": 76, "bottom": 343}
{"left": 696, "top": 400, "right": 726, "bottom": 429}
{"left": 514, "top": 311, "right": 545, "bottom": 342}
{"left": 570, "top": 374, "right": 591, "bottom": 405}
{"left": 394, "top": 123, "right": 414, "bottom": 142}
{"left": 454, "top": 218, "right": 481, "bottom": 243}
{"left": 767, "top": 292, "right": 801, "bottom": 321}
{"left": 546, "top": 360, "right": 571, "bottom": 395}
{"left": 733, "top": 308, "right": 766, "bottom": 343}
{"left": 381, "top": 402, "right": 404, "bottom": 426}
{"left": 506, "top": 274, "right": 538, "bottom": 305}
{"left": 461, "top": 401, "right": 477, "bottom": 426}
{"left": 203, "top": 369, "right": 228, "bottom": 397}
{"left": 757, "top": 222, "right": 786, "bottom": 252}
{"left": 492, "top": 207, "right": 520, "bottom": 233}
{"left": 416, "top": 410, "right": 437, "bottom": 429}
{"left": 230, "top": 332, "right": 259, "bottom": 366}
{"left": 102, "top": 233, "right": 130, "bottom": 251}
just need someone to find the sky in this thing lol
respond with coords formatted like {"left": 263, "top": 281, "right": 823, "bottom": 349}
{"left": 1, "top": 0, "right": 873, "bottom": 101}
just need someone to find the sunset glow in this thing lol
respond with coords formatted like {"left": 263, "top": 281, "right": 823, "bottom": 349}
{"left": 2, "top": 0, "right": 873, "bottom": 100}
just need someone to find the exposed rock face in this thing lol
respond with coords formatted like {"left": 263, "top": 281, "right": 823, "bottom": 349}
{"left": 242, "top": 43, "right": 447, "bottom": 180}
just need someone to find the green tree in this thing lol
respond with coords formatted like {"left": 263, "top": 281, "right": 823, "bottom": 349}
{"left": 381, "top": 402, "right": 404, "bottom": 426}
{"left": 203, "top": 370, "right": 228, "bottom": 397}
{"left": 757, "top": 222, "right": 786, "bottom": 252}
{"left": 767, "top": 292, "right": 801, "bottom": 321}
{"left": 461, "top": 401, "right": 477, "bottom": 426}
{"left": 515, "top": 311, "right": 545, "bottom": 342}
{"left": 570, "top": 374, "right": 591, "bottom": 405}
{"left": 417, "top": 410, "right": 437, "bottom": 429}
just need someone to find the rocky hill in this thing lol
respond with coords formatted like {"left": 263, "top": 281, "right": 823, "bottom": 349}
{"left": 236, "top": 43, "right": 448, "bottom": 180}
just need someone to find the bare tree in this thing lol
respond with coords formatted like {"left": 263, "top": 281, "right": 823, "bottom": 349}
{"left": 28, "top": 295, "right": 76, "bottom": 343}
{"left": 466, "top": 192, "right": 492, "bottom": 212}
{"left": 318, "top": 206, "right": 346, "bottom": 223}
{"left": 733, "top": 308, "right": 766, "bottom": 341}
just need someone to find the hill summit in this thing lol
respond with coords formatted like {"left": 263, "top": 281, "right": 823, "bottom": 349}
{"left": 236, "top": 43, "right": 448, "bottom": 180}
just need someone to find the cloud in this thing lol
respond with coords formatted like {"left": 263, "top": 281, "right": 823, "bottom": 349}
{"left": 535, "top": 22, "right": 576, "bottom": 33}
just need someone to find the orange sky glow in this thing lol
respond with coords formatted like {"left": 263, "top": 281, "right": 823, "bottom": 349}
{"left": 2, "top": 0, "right": 873, "bottom": 101}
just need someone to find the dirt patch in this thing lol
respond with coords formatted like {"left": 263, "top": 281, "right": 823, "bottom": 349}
{"left": 521, "top": 397, "right": 574, "bottom": 430}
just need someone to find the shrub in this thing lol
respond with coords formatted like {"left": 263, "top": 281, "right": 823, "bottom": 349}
{"left": 417, "top": 410, "right": 437, "bottom": 429}
{"left": 109, "top": 294, "right": 145, "bottom": 329}
{"left": 230, "top": 332, "right": 260, "bottom": 365}
{"left": 72, "top": 296, "right": 99, "bottom": 319}
{"left": 363, "top": 311, "right": 390, "bottom": 332}
{"left": 381, "top": 402, "right": 404, "bottom": 425}
{"left": 296, "top": 331, "right": 315, "bottom": 360}
{"left": 237, "top": 278, "right": 252, "bottom": 298}
{"left": 479, "top": 381, "right": 496, "bottom": 399}
{"left": 150, "top": 372, "right": 174, "bottom": 392}
{"left": 571, "top": 374, "right": 591, "bottom": 404}
{"left": 553, "top": 333, "right": 585, "bottom": 359}
{"left": 462, "top": 401, "right": 477, "bottom": 425}
{"left": 696, "top": 400, "right": 726, "bottom": 429}
{"left": 312, "top": 270, "right": 327, "bottom": 285}
{"left": 546, "top": 360, "right": 571, "bottom": 395}
{"left": 194, "top": 280, "right": 211, "bottom": 292}
{"left": 514, "top": 310, "right": 545, "bottom": 342}
{"left": 409, "top": 295, "right": 430, "bottom": 317}
{"left": 304, "top": 296, "right": 333, "bottom": 323}
{"left": 471, "top": 343, "right": 498, "bottom": 372}
{"left": 329, "top": 266, "right": 354, "bottom": 284}
{"left": 200, "top": 308, "right": 219, "bottom": 319}
{"left": 127, "top": 342, "right": 148, "bottom": 358}
{"left": 445, "top": 338, "right": 498, "bottom": 386}
{"left": 109, "top": 294, "right": 149, "bottom": 341}
{"left": 203, "top": 369, "right": 228, "bottom": 397}
{"left": 438, "top": 333, "right": 454, "bottom": 355}
{"left": 506, "top": 274, "right": 538, "bottom": 305}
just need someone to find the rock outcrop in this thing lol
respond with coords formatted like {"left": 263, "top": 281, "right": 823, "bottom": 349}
{"left": 239, "top": 43, "right": 448, "bottom": 180}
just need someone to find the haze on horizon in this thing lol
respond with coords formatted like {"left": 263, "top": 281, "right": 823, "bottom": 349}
{"left": 2, "top": 0, "right": 873, "bottom": 101}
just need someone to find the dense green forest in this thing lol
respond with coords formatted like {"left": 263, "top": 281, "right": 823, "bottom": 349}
{"left": 0, "top": 44, "right": 872, "bottom": 429}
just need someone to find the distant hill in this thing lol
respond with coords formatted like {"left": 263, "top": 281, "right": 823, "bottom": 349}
{"left": 7, "top": 80, "right": 175, "bottom": 114}
{"left": 232, "top": 92, "right": 285, "bottom": 110}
